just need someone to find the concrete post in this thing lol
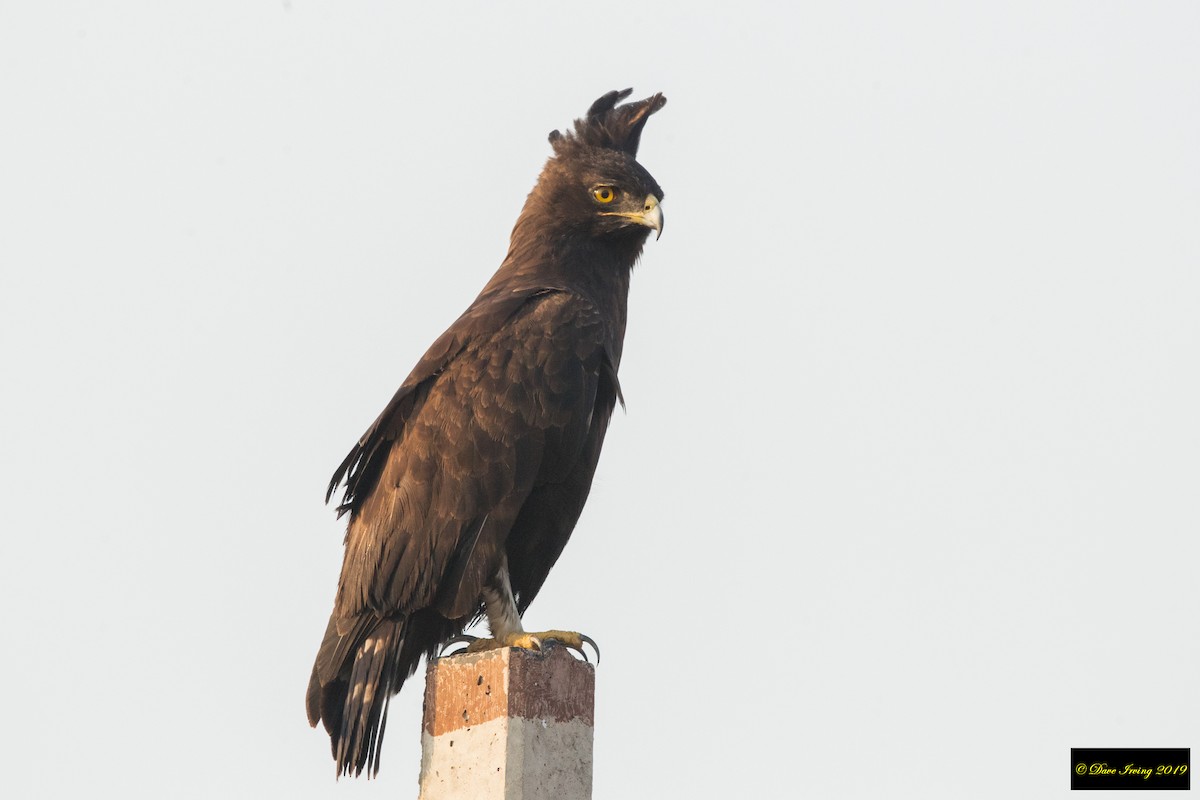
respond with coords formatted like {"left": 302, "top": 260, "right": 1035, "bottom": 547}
{"left": 418, "top": 645, "right": 595, "bottom": 800}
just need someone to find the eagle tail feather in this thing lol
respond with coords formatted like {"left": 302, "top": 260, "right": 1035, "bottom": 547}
{"left": 335, "top": 618, "right": 401, "bottom": 778}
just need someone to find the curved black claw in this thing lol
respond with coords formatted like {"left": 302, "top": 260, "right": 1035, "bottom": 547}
{"left": 439, "top": 633, "right": 479, "bottom": 657}
{"left": 550, "top": 634, "right": 600, "bottom": 664}
{"left": 580, "top": 633, "right": 600, "bottom": 665}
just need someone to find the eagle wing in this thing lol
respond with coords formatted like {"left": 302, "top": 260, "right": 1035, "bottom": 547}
{"left": 308, "top": 290, "right": 620, "bottom": 773}
{"left": 324, "top": 286, "right": 617, "bottom": 640}
{"left": 326, "top": 286, "right": 539, "bottom": 517}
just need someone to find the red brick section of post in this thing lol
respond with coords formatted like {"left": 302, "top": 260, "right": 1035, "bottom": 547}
{"left": 418, "top": 645, "right": 595, "bottom": 800}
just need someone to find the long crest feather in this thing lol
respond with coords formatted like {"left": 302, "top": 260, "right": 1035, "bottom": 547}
{"left": 548, "top": 88, "right": 667, "bottom": 158}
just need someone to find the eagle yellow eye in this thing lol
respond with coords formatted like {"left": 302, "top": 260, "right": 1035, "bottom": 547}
{"left": 592, "top": 186, "right": 616, "bottom": 204}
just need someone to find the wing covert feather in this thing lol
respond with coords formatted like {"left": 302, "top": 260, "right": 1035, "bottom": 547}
{"left": 331, "top": 290, "right": 612, "bottom": 623}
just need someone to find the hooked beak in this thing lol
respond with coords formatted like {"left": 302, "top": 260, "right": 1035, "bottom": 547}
{"left": 641, "top": 195, "right": 664, "bottom": 240}
{"left": 599, "top": 194, "right": 664, "bottom": 240}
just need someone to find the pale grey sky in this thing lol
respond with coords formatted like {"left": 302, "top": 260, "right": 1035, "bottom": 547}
{"left": 2, "top": 2, "right": 1197, "bottom": 798}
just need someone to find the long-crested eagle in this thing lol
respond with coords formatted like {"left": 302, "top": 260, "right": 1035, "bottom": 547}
{"left": 306, "top": 89, "right": 667, "bottom": 777}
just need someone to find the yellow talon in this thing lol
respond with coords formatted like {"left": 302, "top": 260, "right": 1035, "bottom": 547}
{"left": 462, "top": 630, "right": 599, "bottom": 662}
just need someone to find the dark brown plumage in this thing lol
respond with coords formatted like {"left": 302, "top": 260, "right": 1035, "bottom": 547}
{"left": 306, "top": 89, "right": 666, "bottom": 777}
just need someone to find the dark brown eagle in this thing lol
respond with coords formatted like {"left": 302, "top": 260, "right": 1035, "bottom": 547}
{"left": 306, "top": 89, "right": 666, "bottom": 777}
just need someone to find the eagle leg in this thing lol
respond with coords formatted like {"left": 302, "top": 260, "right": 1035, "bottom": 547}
{"left": 448, "top": 556, "right": 601, "bottom": 662}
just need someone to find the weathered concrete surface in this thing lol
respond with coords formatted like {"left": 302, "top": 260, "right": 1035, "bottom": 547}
{"left": 418, "top": 645, "right": 595, "bottom": 800}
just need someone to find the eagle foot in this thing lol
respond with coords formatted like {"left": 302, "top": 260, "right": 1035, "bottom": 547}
{"left": 444, "top": 630, "right": 599, "bottom": 663}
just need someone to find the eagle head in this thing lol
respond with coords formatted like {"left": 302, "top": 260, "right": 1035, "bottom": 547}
{"left": 536, "top": 90, "right": 667, "bottom": 244}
